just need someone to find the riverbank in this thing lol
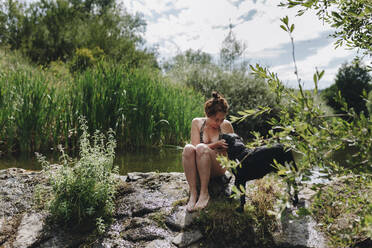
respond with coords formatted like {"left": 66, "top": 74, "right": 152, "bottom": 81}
{"left": 0, "top": 167, "right": 370, "bottom": 248}
{"left": 0, "top": 147, "right": 184, "bottom": 174}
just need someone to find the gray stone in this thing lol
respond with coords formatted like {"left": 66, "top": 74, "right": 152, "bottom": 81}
{"left": 0, "top": 216, "right": 4, "bottom": 230}
{"left": 120, "top": 217, "right": 169, "bottom": 243}
{"left": 38, "top": 231, "right": 84, "bottom": 248}
{"left": 145, "top": 239, "right": 176, "bottom": 248}
{"left": 0, "top": 167, "right": 338, "bottom": 248}
{"left": 122, "top": 225, "right": 168, "bottom": 242}
{"left": 172, "top": 230, "right": 203, "bottom": 248}
{"left": 274, "top": 209, "right": 328, "bottom": 248}
{"left": 165, "top": 207, "right": 199, "bottom": 231}
{"left": 98, "top": 239, "right": 134, "bottom": 248}
{"left": 116, "top": 191, "right": 165, "bottom": 217}
{"left": 13, "top": 213, "right": 45, "bottom": 248}
{"left": 127, "top": 172, "right": 156, "bottom": 182}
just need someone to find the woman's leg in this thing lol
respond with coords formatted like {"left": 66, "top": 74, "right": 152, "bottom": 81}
{"left": 194, "top": 145, "right": 227, "bottom": 210}
{"left": 194, "top": 144, "right": 212, "bottom": 210}
{"left": 182, "top": 144, "right": 198, "bottom": 211}
{"left": 209, "top": 149, "right": 227, "bottom": 178}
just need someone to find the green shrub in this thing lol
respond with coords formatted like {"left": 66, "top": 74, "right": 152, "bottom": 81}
{"left": 194, "top": 176, "right": 282, "bottom": 248}
{"left": 321, "top": 59, "right": 371, "bottom": 117}
{"left": 0, "top": 57, "right": 203, "bottom": 154}
{"left": 367, "top": 90, "right": 372, "bottom": 115}
{"left": 37, "top": 117, "right": 118, "bottom": 230}
{"left": 69, "top": 48, "right": 97, "bottom": 73}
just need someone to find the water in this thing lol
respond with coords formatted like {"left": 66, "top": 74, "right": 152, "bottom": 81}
{"left": 0, "top": 147, "right": 184, "bottom": 175}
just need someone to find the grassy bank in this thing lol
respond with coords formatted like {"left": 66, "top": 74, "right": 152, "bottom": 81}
{"left": 0, "top": 50, "right": 204, "bottom": 154}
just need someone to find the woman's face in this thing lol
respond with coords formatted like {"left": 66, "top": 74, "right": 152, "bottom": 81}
{"left": 207, "top": 111, "right": 226, "bottom": 129}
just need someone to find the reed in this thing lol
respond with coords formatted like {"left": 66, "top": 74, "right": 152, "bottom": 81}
{"left": 0, "top": 61, "right": 204, "bottom": 154}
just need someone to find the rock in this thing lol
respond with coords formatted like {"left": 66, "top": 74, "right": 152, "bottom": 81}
{"left": 122, "top": 226, "right": 168, "bottom": 242}
{"left": 172, "top": 230, "right": 203, "bottom": 248}
{"left": 274, "top": 208, "right": 328, "bottom": 248}
{"left": 13, "top": 213, "right": 45, "bottom": 248}
{"left": 127, "top": 172, "right": 155, "bottom": 182}
{"left": 0, "top": 216, "right": 4, "bottom": 231}
{"left": 121, "top": 216, "right": 169, "bottom": 242}
{"left": 165, "top": 207, "right": 199, "bottom": 231}
{"left": 37, "top": 230, "right": 86, "bottom": 248}
{"left": 0, "top": 167, "right": 339, "bottom": 248}
{"left": 116, "top": 190, "right": 167, "bottom": 217}
{"left": 145, "top": 239, "right": 175, "bottom": 248}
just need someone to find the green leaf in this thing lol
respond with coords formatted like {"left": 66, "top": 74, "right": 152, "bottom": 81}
{"left": 290, "top": 24, "right": 295, "bottom": 33}
{"left": 282, "top": 16, "right": 289, "bottom": 25}
{"left": 331, "top": 11, "right": 342, "bottom": 20}
{"left": 319, "top": 70, "right": 324, "bottom": 79}
{"left": 297, "top": 207, "right": 311, "bottom": 217}
{"left": 280, "top": 25, "right": 288, "bottom": 32}
{"left": 239, "top": 184, "right": 246, "bottom": 193}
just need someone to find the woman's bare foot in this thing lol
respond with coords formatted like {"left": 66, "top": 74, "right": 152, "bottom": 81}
{"left": 186, "top": 193, "right": 198, "bottom": 212}
{"left": 194, "top": 193, "right": 210, "bottom": 211}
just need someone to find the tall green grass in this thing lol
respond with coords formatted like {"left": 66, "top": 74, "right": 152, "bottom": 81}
{"left": 0, "top": 61, "right": 204, "bottom": 154}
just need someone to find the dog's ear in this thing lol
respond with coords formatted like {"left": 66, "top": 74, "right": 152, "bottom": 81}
{"left": 222, "top": 133, "right": 233, "bottom": 144}
{"left": 231, "top": 133, "right": 243, "bottom": 142}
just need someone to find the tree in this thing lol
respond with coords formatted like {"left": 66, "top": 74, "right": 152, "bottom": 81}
{"left": 0, "top": 0, "right": 25, "bottom": 48}
{"left": 162, "top": 49, "right": 213, "bottom": 72}
{"left": 279, "top": 0, "right": 372, "bottom": 55}
{"left": 219, "top": 24, "right": 246, "bottom": 72}
{"left": 322, "top": 58, "right": 371, "bottom": 116}
{"left": 0, "top": 0, "right": 158, "bottom": 67}
{"left": 367, "top": 90, "right": 372, "bottom": 115}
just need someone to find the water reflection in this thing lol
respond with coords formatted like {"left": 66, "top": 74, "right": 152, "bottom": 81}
{"left": 0, "top": 147, "right": 184, "bottom": 175}
{"left": 116, "top": 147, "right": 183, "bottom": 175}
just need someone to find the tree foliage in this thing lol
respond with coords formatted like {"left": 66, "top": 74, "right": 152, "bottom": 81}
{"left": 0, "top": 0, "right": 157, "bottom": 67}
{"left": 223, "top": 17, "right": 372, "bottom": 247}
{"left": 279, "top": 0, "right": 372, "bottom": 55}
{"left": 322, "top": 58, "right": 372, "bottom": 116}
{"left": 220, "top": 24, "right": 247, "bottom": 71}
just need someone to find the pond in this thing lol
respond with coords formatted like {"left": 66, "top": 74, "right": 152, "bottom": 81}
{"left": 0, "top": 147, "right": 184, "bottom": 175}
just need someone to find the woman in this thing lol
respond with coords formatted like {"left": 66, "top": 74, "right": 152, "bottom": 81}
{"left": 182, "top": 92, "right": 234, "bottom": 212}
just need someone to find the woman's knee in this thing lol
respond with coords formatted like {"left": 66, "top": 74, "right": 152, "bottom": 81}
{"left": 196, "top": 143, "right": 210, "bottom": 157}
{"left": 182, "top": 144, "right": 196, "bottom": 160}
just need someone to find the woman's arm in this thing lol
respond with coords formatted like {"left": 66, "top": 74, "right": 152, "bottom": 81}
{"left": 222, "top": 120, "right": 234, "bottom": 134}
{"left": 190, "top": 118, "right": 201, "bottom": 146}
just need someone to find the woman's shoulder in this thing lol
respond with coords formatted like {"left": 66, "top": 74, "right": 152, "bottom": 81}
{"left": 222, "top": 119, "right": 232, "bottom": 126}
{"left": 192, "top": 117, "right": 206, "bottom": 125}
{"left": 221, "top": 119, "right": 233, "bottom": 132}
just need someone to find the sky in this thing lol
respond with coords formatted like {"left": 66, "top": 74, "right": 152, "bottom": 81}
{"left": 123, "top": 0, "right": 371, "bottom": 90}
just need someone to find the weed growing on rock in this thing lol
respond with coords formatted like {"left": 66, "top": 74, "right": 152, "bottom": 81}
{"left": 311, "top": 175, "right": 372, "bottom": 247}
{"left": 36, "top": 117, "right": 118, "bottom": 232}
{"left": 194, "top": 176, "right": 283, "bottom": 248}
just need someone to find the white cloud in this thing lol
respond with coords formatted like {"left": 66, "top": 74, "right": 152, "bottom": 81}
{"left": 272, "top": 42, "right": 359, "bottom": 89}
{"left": 123, "top": 0, "right": 367, "bottom": 89}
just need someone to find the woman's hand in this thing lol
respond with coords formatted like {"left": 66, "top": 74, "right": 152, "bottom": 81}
{"left": 210, "top": 139, "right": 228, "bottom": 151}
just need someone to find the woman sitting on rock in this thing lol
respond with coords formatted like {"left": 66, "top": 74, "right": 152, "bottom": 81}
{"left": 182, "top": 92, "right": 234, "bottom": 212}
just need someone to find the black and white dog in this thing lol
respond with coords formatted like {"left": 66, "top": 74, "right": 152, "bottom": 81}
{"left": 221, "top": 133, "right": 299, "bottom": 212}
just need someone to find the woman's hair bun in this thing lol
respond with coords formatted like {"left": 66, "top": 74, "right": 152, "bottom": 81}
{"left": 204, "top": 91, "right": 228, "bottom": 117}
{"left": 212, "top": 91, "right": 219, "bottom": 101}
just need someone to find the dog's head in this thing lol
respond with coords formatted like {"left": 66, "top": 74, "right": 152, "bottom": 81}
{"left": 221, "top": 133, "right": 246, "bottom": 160}
{"left": 221, "top": 133, "right": 241, "bottom": 146}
